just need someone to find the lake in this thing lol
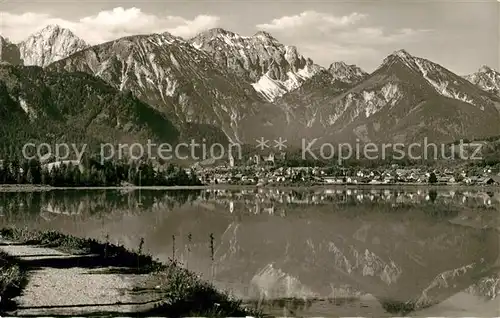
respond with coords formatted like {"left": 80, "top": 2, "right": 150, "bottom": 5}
{"left": 0, "top": 187, "right": 499, "bottom": 316}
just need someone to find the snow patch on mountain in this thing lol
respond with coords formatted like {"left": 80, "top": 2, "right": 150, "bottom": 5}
{"left": 393, "top": 49, "right": 413, "bottom": 62}
{"left": 326, "top": 82, "right": 403, "bottom": 126}
{"left": 383, "top": 49, "right": 415, "bottom": 70}
{"left": 384, "top": 50, "right": 480, "bottom": 107}
{"left": 18, "top": 96, "right": 37, "bottom": 120}
{"left": 251, "top": 74, "right": 288, "bottom": 101}
{"left": 18, "top": 97, "right": 29, "bottom": 114}
{"left": 284, "top": 71, "right": 302, "bottom": 90}
{"left": 363, "top": 83, "right": 402, "bottom": 117}
{"left": 381, "top": 82, "right": 402, "bottom": 104}
{"left": 148, "top": 33, "right": 179, "bottom": 46}
{"left": 414, "top": 59, "right": 476, "bottom": 105}
{"left": 297, "top": 64, "right": 319, "bottom": 78}
{"left": 252, "top": 64, "right": 320, "bottom": 101}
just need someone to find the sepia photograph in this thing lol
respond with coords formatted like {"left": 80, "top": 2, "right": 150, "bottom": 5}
{"left": 0, "top": 0, "right": 499, "bottom": 316}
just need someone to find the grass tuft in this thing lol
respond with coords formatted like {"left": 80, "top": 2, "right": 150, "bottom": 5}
{"left": 144, "top": 258, "right": 261, "bottom": 317}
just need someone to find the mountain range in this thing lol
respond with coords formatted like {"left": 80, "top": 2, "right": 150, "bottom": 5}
{"left": 1, "top": 24, "right": 500, "bottom": 153}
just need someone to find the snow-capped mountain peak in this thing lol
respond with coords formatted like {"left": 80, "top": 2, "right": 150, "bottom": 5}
{"left": 37, "top": 24, "right": 62, "bottom": 34}
{"left": 381, "top": 49, "right": 417, "bottom": 70}
{"left": 25, "top": 24, "right": 80, "bottom": 45}
{"left": 204, "top": 28, "right": 241, "bottom": 39}
{"left": 465, "top": 65, "right": 500, "bottom": 95}
{"left": 252, "top": 30, "right": 278, "bottom": 42}
{"left": 379, "top": 49, "right": 491, "bottom": 106}
{"left": 392, "top": 48, "right": 412, "bottom": 59}
{"left": 190, "top": 28, "right": 247, "bottom": 47}
{"left": 19, "top": 24, "right": 89, "bottom": 67}
{"left": 189, "top": 28, "right": 322, "bottom": 102}
{"left": 146, "top": 32, "right": 184, "bottom": 46}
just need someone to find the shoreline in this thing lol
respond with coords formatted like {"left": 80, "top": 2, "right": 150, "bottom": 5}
{"left": 0, "top": 227, "right": 259, "bottom": 317}
{"left": 0, "top": 183, "right": 498, "bottom": 192}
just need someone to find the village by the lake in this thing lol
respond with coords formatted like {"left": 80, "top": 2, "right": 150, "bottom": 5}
{"left": 192, "top": 152, "right": 500, "bottom": 187}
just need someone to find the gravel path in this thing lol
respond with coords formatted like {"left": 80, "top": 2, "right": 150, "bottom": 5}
{"left": 0, "top": 239, "right": 161, "bottom": 316}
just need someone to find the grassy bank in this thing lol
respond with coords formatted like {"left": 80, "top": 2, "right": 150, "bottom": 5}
{"left": 0, "top": 227, "right": 260, "bottom": 317}
{"left": 0, "top": 251, "right": 26, "bottom": 313}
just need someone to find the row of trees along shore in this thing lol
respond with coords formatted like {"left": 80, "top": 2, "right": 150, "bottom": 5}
{"left": 0, "top": 156, "right": 202, "bottom": 187}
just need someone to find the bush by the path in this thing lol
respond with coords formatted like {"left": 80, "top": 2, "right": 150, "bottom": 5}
{"left": 0, "top": 251, "right": 25, "bottom": 313}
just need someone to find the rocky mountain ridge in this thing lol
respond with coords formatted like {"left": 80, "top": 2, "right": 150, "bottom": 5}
{"left": 0, "top": 25, "right": 89, "bottom": 68}
{"left": 2, "top": 25, "right": 500, "bottom": 147}
{"left": 465, "top": 65, "right": 500, "bottom": 96}
{"left": 276, "top": 49, "right": 500, "bottom": 144}
{"left": 189, "top": 28, "right": 323, "bottom": 102}
{"left": 19, "top": 24, "right": 90, "bottom": 67}
{"left": 47, "top": 32, "right": 288, "bottom": 144}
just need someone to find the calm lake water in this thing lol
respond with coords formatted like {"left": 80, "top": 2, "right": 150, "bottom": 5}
{"left": 1, "top": 187, "right": 499, "bottom": 317}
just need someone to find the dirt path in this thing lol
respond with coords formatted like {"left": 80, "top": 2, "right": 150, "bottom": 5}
{"left": 0, "top": 239, "right": 162, "bottom": 316}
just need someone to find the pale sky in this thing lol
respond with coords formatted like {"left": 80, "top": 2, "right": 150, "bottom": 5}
{"left": 0, "top": 0, "right": 498, "bottom": 74}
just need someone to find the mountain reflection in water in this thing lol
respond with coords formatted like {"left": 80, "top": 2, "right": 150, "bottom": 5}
{"left": 0, "top": 187, "right": 499, "bottom": 317}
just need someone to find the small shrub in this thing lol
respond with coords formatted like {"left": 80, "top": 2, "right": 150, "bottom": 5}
{"left": 0, "top": 251, "right": 25, "bottom": 313}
